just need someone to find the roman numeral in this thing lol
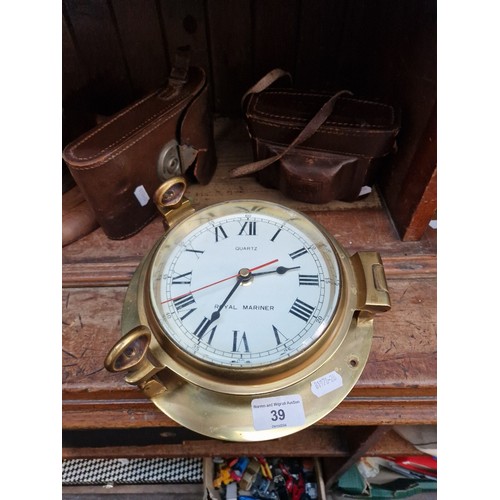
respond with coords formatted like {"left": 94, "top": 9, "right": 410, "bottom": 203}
{"left": 289, "top": 298, "right": 315, "bottom": 322}
{"left": 205, "top": 327, "right": 217, "bottom": 344}
{"left": 173, "top": 293, "right": 195, "bottom": 311}
{"left": 289, "top": 247, "right": 308, "bottom": 260}
{"left": 194, "top": 318, "right": 217, "bottom": 344}
{"left": 238, "top": 221, "right": 257, "bottom": 236}
{"left": 185, "top": 248, "right": 204, "bottom": 258}
{"left": 272, "top": 325, "right": 288, "bottom": 345}
{"left": 179, "top": 308, "right": 196, "bottom": 321}
{"left": 172, "top": 271, "right": 192, "bottom": 285}
{"left": 232, "top": 331, "right": 249, "bottom": 352}
{"left": 270, "top": 228, "right": 282, "bottom": 242}
{"left": 298, "top": 274, "right": 319, "bottom": 286}
{"left": 214, "top": 225, "right": 228, "bottom": 242}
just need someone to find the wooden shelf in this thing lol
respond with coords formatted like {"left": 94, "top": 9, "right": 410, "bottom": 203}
{"left": 62, "top": 117, "right": 436, "bottom": 464}
{"left": 62, "top": 425, "right": 428, "bottom": 461}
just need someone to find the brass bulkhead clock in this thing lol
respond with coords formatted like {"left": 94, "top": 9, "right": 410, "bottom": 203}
{"left": 105, "top": 177, "right": 390, "bottom": 441}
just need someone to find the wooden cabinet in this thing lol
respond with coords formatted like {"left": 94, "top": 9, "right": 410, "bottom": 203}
{"left": 62, "top": 0, "right": 437, "bottom": 489}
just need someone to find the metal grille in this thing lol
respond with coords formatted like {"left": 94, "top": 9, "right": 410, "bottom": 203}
{"left": 62, "top": 458, "right": 203, "bottom": 485}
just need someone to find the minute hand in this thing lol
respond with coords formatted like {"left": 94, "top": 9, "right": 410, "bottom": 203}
{"left": 252, "top": 265, "right": 300, "bottom": 276}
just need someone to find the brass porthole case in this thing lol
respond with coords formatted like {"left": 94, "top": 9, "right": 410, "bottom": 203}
{"left": 105, "top": 177, "right": 391, "bottom": 442}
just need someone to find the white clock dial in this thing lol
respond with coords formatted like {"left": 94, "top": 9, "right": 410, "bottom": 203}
{"left": 149, "top": 201, "right": 342, "bottom": 367}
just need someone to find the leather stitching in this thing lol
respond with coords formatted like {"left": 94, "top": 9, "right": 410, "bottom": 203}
{"left": 249, "top": 118, "right": 397, "bottom": 136}
{"left": 70, "top": 107, "right": 188, "bottom": 170}
{"left": 68, "top": 93, "right": 192, "bottom": 162}
{"left": 255, "top": 139, "right": 376, "bottom": 160}
{"left": 251, "top": 91, "right": 395, "bottom": 128}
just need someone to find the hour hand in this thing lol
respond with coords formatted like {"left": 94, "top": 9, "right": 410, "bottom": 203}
{"left": 252, "top": 265, "right": 300, "bottom": 277}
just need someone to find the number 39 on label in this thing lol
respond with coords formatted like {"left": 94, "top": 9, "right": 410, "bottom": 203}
{"left": 251, "top": 394, "right": 306, "bottom": 431}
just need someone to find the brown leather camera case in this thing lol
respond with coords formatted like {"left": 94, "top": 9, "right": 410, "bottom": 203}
{"left": 63, "top": 66, "right": 216, "bottom": 239}
{"left": 231, "top": 70, "right": 400, "bottom": 204}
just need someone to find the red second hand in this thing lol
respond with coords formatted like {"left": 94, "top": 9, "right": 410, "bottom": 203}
{"left": 162, "top": 258, "right": 279, "bottom": 304}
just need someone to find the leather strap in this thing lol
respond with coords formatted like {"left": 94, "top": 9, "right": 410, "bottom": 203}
{"left": 168, "top": 46, "right": 191, "bottom": 86}
{"left": 230, "top": 68, "right": 352, "bottom": 177}
{"left": 240, "top": 68, "right": 292, "bottom": 108}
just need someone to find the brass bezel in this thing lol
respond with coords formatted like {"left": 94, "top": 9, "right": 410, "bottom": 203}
{"left": 128, "top": 200, "right": 360, "bottom": 395}
{"left": 112, "top": 198, "right": 379, "bottom": 441}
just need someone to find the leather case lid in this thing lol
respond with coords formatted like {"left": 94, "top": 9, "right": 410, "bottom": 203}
{"left": 246, "top": 89, "right": 401, "bottom": 159}
{"left": 61, "top": 67, "right": 215, "bottom": 240}
{"left": 63, "top": 67, "right": 206, "bottom": 168}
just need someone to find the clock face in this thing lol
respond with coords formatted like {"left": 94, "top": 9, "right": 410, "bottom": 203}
{"left": 149, "top": 201, "right": 341, "bottom": 368}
